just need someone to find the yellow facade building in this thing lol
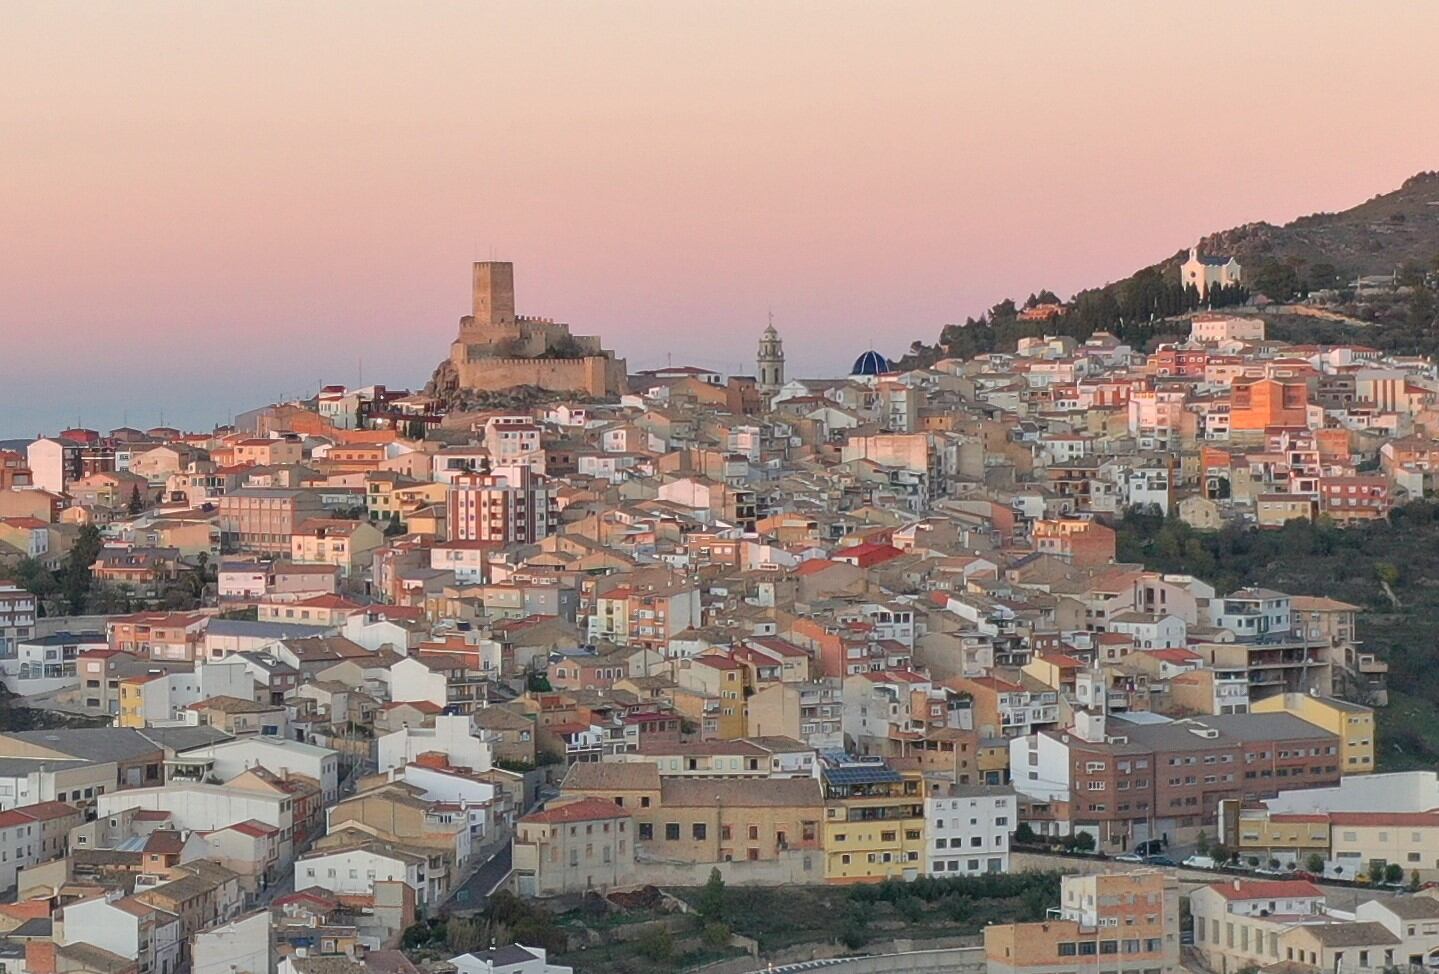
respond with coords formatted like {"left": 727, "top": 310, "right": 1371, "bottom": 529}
{"left": 1252, "top": 692, "right": 1374, "bottom": 774}
{"left": 819, "top": 760, "right": 926, "bottom": 883}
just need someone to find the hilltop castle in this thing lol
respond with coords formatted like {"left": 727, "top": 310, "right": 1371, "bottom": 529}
{"left": 442, "top": 262, "right": 628, "bottom": 398}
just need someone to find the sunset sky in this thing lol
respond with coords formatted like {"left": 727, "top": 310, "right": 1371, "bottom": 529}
{"left": 4, "top": 1, "right": 1439, "bottom": 435}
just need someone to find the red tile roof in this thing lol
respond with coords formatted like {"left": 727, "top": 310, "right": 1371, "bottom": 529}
{"left": 1209, "top": 880, "right": 1323, "bottom": 901}
{"left": 521, "top": 797, "right": 632, "bottom": 826}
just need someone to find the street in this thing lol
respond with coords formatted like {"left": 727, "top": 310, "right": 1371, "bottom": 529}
{"left": 446, "top": 842, "right": 513, "bottom": 912}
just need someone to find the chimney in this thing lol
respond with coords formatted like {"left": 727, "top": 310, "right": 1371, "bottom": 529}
{"left": 1232, "top": 878, "right": 1241, "bottom": 891}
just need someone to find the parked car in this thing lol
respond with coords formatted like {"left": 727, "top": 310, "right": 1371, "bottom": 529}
{"left": 1116, "top": 852, "right": 1145, "bottom": 863}
{"left": 1183, "top": 855, "right": 1218, "bottom": 870}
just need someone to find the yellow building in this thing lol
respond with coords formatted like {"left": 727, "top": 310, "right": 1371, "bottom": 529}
{"left": 1253, "top": 692, "right": 1374, "bottom": 774}
{"left": 979, "top": 738, "right": 1010, "bottom": 785}
{"left": 116, "top": 676, "right": 149, "bottom": 728}
{"left": 820, "top": 760, "right": 926, "bottom": 883}
{"left": 1329, "top": 812, "right": 1439, "bottom": 881}
{"left": 1229, "top": 806, "right": 1330, "bottom": 861}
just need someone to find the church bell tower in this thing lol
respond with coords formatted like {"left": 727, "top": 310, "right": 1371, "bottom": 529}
{"left": 757, "top": 318, "right": 785, "bottom": 393}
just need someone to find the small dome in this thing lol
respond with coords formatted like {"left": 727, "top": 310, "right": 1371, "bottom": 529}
{"left": 850, "top": 349, "right": 891, "bottom": 376}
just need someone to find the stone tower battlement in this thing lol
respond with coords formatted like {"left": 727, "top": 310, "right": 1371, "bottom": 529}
{"left": 445, "top": 261, "right": 627, "bottom": 398}
{"left": 471, "top": 261, "right": 516, "bottom": 327}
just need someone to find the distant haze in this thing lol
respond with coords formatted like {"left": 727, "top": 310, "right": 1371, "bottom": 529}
{"left": 4, "top": 1, "right": 1439, "bottom": 435}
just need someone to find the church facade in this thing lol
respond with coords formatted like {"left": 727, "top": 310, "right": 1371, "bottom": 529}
{"left": 445, "top": 262, "right": 628, "bottom": 398}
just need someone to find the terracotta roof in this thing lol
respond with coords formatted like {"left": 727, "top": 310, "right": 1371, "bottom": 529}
{"left": 1208, "top": 879, "right": 1323, "bottom": 901}
{"left": 520, "top": 797, "right": 632, "bottom": 825}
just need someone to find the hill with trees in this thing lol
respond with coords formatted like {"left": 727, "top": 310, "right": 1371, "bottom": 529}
{"left": 897, "top": 171, "right": 1439, "bottom": 369}
{"left": 1113, "top": 503, "right": 1439, "bottom": 770}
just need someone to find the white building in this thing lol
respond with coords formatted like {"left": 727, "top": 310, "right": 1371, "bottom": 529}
{"left": 1109, "top": 611, "right": 1188, "bottom": 650}
{"left": 387, "top": 656, "right": 450, "bottom": 710}
{"left": 1213, "top": 588, "right": 1293, "bottom": 639}
{"left": 924, "top": 786, "right": 1015, "bottom": 877}
{"left": 377, "top": 715, "right": 494, "bottom": 774}
{"left": 1180, "top": 245, "right": 1242, "bottom": 301}
{"left": 0, "top": 801, "right": 82, "bottom": 892}
{"left": 342, "top": 612, "right": 420, "bottom": 654}
{"left": 60, "top": 894, "right": 183, "bottom": 974}
{"left": 1190, "top": 314, "right": 1265, "bottom": 344}
{"left": 389, "top": 763, "right": 501, "bottom": 845}
{"left": 193, "top": 910, "right": 272, "bottom": 974}
{"left": 293, "top": 844, "right": 432, "bottom": 906}
{"left": 450, "top": 945, "right": 574, "bottom": 974}
{"left": 0, "top": 584, "right": 38, "bottom": 664}
{"left": 178, "top": 737, "right": 340, "bottom": 803}
{"left": 123, "top": 670, "right": 204, "bottom": 725}
{"left": 97, "top": 782, "right": 295, "bottom": 865}
{"left": 1, "top": 630, "right": 104, "bottom": 696}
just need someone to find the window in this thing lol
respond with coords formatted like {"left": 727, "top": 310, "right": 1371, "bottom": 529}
{"left": 665, "top": 823, "right": 680, "bottom": 841}
{"left": 692, "top": 823, "right": 707, "bottom": 840}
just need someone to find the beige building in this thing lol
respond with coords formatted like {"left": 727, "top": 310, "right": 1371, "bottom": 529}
{"left": 289, "top": 517, "right": 384, "bottom": 580}
{"left": 985, "top": 870, "right": 1180, "bottom": 974}
{"left": 511, "top": 796, "right": 636, "bottom": 897}
{"left": 219, "top": 488, "right": 326, "bottom": 555}
{"left": 560, "top": 760, "right": 824, "bottom": 871}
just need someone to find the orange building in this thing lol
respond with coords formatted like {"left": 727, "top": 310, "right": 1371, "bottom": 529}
{"left": 1229, "top": 377, "right": 1309, "bottom": 433}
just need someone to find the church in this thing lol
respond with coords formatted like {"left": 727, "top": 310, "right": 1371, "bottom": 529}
{"left": 1180, "top": 243, "right": 1242, "bottom": 301}
{"left": 442, "top": 262, "right": 628, "bottom": 398}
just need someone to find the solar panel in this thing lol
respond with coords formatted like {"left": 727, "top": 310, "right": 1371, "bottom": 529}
{"left": 822, "top": 765, "right": 903, "bottom": 786}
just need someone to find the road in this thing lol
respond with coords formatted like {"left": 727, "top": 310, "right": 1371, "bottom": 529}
{"left": 447, "top": 843, "right": 513, "bottom": 911}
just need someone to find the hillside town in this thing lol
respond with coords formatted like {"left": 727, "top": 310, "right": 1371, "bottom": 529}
{"left": 2, "top": 258, "right": 1439, "bottom": 974}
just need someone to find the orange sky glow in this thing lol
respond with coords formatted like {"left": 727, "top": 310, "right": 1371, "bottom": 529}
{"left": 4, "top": 1, "right": 1439, "bottom": 433}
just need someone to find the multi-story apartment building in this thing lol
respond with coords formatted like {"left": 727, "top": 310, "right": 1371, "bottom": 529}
{"left": 1251, "top": 692, "right": 1374, "bottom": 774}
{"left": 218, "top": 487, "right": 327, "bottom": 555}
{"left": 0, "top": 582, "right": 37, "bottom": 662}
{"left": 747, "top": 680, "right": 845, "bottom": 750}
{"left": 587, "top": 582, "right": 702, "bottom": 651}
{"left": 819, "top": 758, "right": 926, "bottom": 884}
{"left": 985, "top": 870, "right": 1180, "bottom": 974}
{"left": 924, "top": 785, "right": 1014, "bottom": 877}
{"left": 446, "top": 463, "right": 555, "bottom": 545}
{"left": 1012, "top": 710, "right": 1341, "bottom": 851}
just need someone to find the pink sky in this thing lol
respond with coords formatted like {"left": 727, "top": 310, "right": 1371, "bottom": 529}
{"left": 4, "top": 1, "right": 1439, "bottom": 434}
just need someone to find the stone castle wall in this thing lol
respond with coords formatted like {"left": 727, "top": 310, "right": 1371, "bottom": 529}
{"left": 449, "top": 348, "right": 627, "bottom": 397}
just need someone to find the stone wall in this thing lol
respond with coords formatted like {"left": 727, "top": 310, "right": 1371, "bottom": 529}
{"left": 632, "top": 849, "right": 823, "bottom": 887}
{"left": 449, "top": 350, "right": 627, "bottom": 397}
{"left": 689, "top": 945, "right": 985, "bottom": 974}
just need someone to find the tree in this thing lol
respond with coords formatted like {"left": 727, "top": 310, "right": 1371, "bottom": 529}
{"left": 12, "top": 557, "right": 58, "bottom": 612}
{"left": 702, "top": 921, "right": 731, "bottom": 947}
{"left": 1384, "top": 863, "right": 1404, "bottom": 885}
{"left": 697, "top": 867, "right": 728, "bottom": 921}
{"left": 1210, "top": 844, "right": 1231, "bottom": 865}
{"left": 446, "top": 916, "right": 484, "bottom": 953}
{"left": 1013, "top": 822, "right": 1038, "bottom": 845}
{"left": 637, "top": 925, "right": 673, "bottom": 963}
{"left": 1305, "top": 853, "right": 1325, "bottom": 874}
{"left": 1069, "top": 831, "right": 1096, "bottom": 853}
{"left": 838, "top": 903, "right": 870, "bottom": 950}
{"left": 127, "top": 485, "right": 144, "bottom": 515}
{"left": 1195, "top": 831, "right": 1210, "bottom": 855}
{"left": 62, "top": 524, "right": 104, "bottom": 615}
{"left": 1369, "top": 860, "right": 1387, "bottom": 884}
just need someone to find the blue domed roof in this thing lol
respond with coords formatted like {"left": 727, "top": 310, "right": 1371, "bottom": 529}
{"left": 850, "top": 350, "right": 891, "bottom": 376}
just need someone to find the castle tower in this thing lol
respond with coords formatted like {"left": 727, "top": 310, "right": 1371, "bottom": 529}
{"left": 471, "top": 261, "right": 516, "bottom": 327}
{"left": 757, "top": 320, "right": 785, "bottom": 392}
